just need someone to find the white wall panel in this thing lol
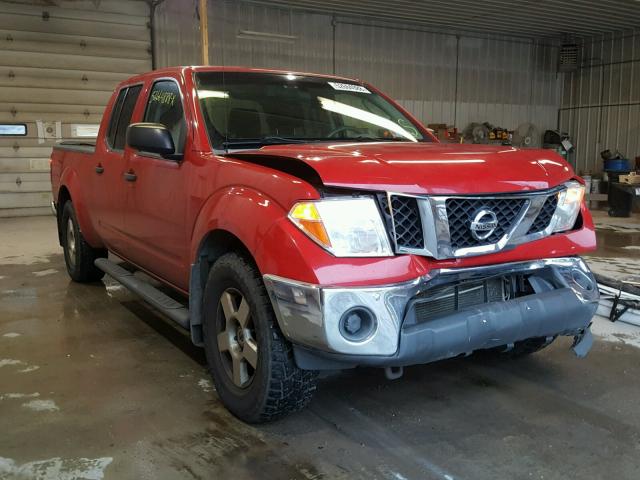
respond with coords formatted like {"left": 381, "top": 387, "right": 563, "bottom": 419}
{"left": 0, "top": 0, "right": 151, "bottom": 217}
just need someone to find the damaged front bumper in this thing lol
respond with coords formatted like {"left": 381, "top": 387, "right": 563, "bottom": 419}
{"left": 263, "top": 257, "right": 599, "bottom": 369}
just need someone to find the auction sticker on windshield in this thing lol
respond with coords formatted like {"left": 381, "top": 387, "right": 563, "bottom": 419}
{"left": 328, "top": 82, "right": 371, "bottom": 94}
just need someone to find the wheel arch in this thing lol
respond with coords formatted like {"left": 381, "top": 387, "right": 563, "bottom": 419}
{"left": 187, "top": 185, "right": 322, "bottom": 345}
{"left": 57, "top": 170, "right": 103, "bottom": 247}
{"left": 56, "top": 185, "right": 72, "bottom": 246}
{"left": 188, "top": 228, "right": 259, "bottom": 346}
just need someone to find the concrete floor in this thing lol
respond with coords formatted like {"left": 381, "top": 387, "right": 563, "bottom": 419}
{"left": 584, "top": 209, "right": 640, "bottom": 282}
{"left": 2, "top": 215, "right": 640, "bottom": 480}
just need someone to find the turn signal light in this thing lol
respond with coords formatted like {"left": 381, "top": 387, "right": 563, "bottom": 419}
{"left": 289, "top": 202, "right": 332, "bottom": 248}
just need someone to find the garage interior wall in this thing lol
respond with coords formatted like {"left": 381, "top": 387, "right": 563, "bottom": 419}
{"left": 0, "top": 0, "right": 151, "bottom": 217}
{"left": 560, "top": 29, "right": 640, "bottom": 175}
{"left": 154, "top": 0, "right": 561, "bottom": 135}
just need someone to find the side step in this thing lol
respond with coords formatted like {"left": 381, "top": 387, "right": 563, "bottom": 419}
{"left": 94, "top": 258, "right": 189, "bottom": 329}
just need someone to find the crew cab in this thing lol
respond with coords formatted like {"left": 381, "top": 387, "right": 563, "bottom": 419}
{"left": 50, "top": 66, "right": 599, "bottom": 422}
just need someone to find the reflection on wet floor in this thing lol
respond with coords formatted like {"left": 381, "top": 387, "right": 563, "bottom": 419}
{"left": 597, "top": 229, "right": 640, "bottom": 256}
{"left": 592, "top": 228, "right": 640, "bottom": 257}
{"left": 585, "top": 209, "right": 640, "bottom": 280}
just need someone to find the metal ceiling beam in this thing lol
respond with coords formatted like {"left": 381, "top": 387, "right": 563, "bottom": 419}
{"left": 260, "top": 1, "right": 598, "bottom": 37}
{"left": 257, "top": 0, "right": 640, "bottom": 39}
{"left": 383, "top": 0, "right": 640, "bottom": 27}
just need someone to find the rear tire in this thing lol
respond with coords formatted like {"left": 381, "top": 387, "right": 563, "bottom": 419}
{"left": 61, "top": 201, "right": 106, "bottom": 282}
{"left": 202, "top": 252, "right": 317, "bottom": 423}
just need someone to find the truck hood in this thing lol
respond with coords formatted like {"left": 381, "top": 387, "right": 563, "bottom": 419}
{"left": 229, "top": 142, "right": 575, "bottom": 195}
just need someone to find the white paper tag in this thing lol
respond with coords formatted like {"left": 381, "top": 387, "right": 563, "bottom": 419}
{"left": 561, "top": 138, "right": 573, "bottom": 151}
{"left": 328, "top": 82, "right": 370, "bottom": 94}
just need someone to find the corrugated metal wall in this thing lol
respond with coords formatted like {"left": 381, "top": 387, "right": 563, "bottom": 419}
{"left": 153, "top": 0, "right": 200, "bottom": 69}
{"left": 334, "top": 20, "right": 560, "bottom": 132}
{"left": 560, "top": 30, "right": 640, "bottom": 175}
{"left": 0, "top": 0, "right": 151, "bottom": 217}
{"left": 154, "top": 0, "right": 561, "bottom": 133}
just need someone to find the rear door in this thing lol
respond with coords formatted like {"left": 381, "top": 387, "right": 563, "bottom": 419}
{"left": 91, "top": 84, "right": 142, "bottom": 253}
{"left": 123, "top": 77, "right": 190, "bottom": 288}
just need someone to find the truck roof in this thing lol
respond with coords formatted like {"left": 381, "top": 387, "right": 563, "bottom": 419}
{"left": 116, "top": 66, "right": 362, "bottom": 89}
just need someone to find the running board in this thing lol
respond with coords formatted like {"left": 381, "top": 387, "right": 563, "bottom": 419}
{"left": 94, "top": 258, "right": 189, "bottom": 329}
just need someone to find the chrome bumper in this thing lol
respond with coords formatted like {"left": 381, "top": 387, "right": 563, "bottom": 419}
{"left": 263, "top": 257, "right": 599, "bottom": 365}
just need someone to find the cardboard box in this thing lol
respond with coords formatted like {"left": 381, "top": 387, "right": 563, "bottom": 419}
{"left": 427, "top": 124, "right": 458, "bottom": 142}
{"left": 620, "top": 172, "right": 640, "bottom": 185}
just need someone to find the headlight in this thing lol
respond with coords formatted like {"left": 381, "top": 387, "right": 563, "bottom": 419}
{"left": 289, "top": 197, "right": 393, "bottom": 257}
{"left": 552, "top": 181, "right": 585, "bottom": 232}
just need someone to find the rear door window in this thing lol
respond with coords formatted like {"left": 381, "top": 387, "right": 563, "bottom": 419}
{"left": 144, "top": 80, "right": 186, "bottom": 154}
{"left": 112, "top": 85, "right": 142, "bottom": 150}
{"left": 106, "top": 88, "right": 127, "bottom": 148}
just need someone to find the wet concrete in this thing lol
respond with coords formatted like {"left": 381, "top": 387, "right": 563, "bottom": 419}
{"left": 594, "top": 227, "right": 640, "bottom": 258}
{"left": 590, "top": 210, "right": 640, "bottom": 257}
{"left": 585, "top": 209, "right": 640, "bottom": 281}
{"left": 2, "top": 216, "right": 640, "bottom": 479}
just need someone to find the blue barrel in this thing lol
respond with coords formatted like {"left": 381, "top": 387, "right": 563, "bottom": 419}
{"left": 604, "top": 158, "right": 631, "bottom": 172}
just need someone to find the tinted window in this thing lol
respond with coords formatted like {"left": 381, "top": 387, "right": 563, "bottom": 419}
{"left": 113, "top": 85, "right": 142, "bottom": 150}
{"left": 195, "top": 72, "right": 426, "bottom": 149}
{"left": 144, "top": 80, "right": 186, "bottom": 154}
{"left": 106, "top": 88, "right": 126, "bottom": 147}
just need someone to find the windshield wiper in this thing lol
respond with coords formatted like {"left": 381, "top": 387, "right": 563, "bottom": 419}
{"left": 333, "top": 136, "right": 411, "bottom": 142}
{"left": 222, "top": 136, "right": 319, "bottom": 148}
{"left": 221, "top": 135, "right": 415, "bottom": 149}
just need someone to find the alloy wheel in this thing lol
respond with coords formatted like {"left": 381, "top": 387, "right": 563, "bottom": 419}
{"left": 216, "top": 288, "right": 258, "bottom": 388}
{"left": 66, "top": 218, "right": 76, "bottom": 268}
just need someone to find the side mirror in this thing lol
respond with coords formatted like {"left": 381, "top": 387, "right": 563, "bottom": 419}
{"left": 126, "top": 123, "right": 175, "bottom": 157}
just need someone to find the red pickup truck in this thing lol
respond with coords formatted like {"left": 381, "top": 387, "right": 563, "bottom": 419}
{"left": 51, "top": 66, "right": 599, "bottom": 422}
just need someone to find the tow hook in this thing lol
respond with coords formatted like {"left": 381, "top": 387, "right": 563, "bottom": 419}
{"left": 572, "top": 326, "right": 594, "bottom": 358}
{"left": 384, "top": 366, "right": 404, "bottom": 380}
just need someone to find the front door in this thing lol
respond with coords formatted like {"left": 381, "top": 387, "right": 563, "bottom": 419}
{"left": 123, "top": 78, "right": 190, "bottom": 289}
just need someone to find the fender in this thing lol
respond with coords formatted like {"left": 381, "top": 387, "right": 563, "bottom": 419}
{"left": 187, "top": 183, "right": 322, "bottom": 346}
{"left": 190, "top": 185, "right": 321, "bottom": 284}
{"left": 59, "top": 167, "right": 103, "bottom": 247}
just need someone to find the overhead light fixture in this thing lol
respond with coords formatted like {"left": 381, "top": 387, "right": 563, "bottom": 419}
{"left": 237, "top": 30, "right": 297, "bottom": 43}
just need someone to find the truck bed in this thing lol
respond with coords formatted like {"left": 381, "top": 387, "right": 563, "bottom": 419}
{"left": 53, "top": 141, "right": 96, "bottom": 154}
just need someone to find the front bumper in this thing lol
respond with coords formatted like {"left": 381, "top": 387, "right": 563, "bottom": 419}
{"left": 263, "top": 257, "right": 599, "bottom": 369}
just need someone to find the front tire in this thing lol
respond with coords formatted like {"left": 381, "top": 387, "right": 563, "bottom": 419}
{"left": 202, "top": 253, "right": 317, "bottom": 423}
{"left": 61, "top": 201, "right": 106, "bottom": 282}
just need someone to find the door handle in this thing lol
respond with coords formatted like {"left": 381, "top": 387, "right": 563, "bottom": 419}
{"left": 123, "top": 170, "right": 137, "bottom": 182}
{"left": 95, "top": 164, "right": 104, "bottom": 174}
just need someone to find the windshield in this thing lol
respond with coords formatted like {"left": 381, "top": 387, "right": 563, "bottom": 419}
{"left": 194, "top": 72, "right": 428, "bottom": 149}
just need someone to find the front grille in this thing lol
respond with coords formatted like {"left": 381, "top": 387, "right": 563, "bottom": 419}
{"left": 446, "top": 198, "right": 527, "bottom": 249}
{"left": 378, "top": 194, "right": 424, "bottom": 249}
{"left": 378, "top": 188, "right": 563, "bottom": 258}
{"left": 414, "top": 277, "right": 506, "bottom": 323}
{"left": 527, "top": 194, "right": 558, "bottom": 234}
